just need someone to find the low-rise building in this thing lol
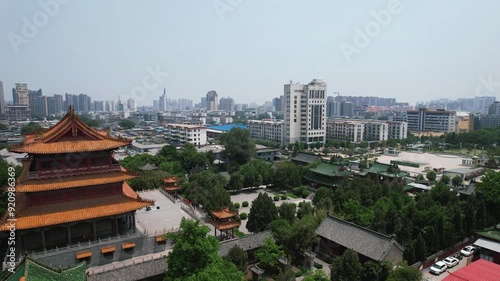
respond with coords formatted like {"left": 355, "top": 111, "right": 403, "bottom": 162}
{"left": 326, "top": 120, "right": 364, "bottom": 143}
{"left": 164, "top": 124, "right": 207, "bottom": 146}
{"left": 364, "top": 121, "right": 388, "bottom": 141}
{"left": 387, "top": 121, "right": 408, "bottom": 139}
{"left": 247, "top": 119, "right": 284, "bottom": 145}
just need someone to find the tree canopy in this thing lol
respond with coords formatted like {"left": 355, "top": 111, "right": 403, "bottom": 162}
{"left": 118, "top": 119, "right": 136, "bottom": 129}
{"left": 21, "top": 122, "right": 43, "bottom": 135}
{"left": 247, "top": 193, "right": 278, "bottom": 232}
{"left": 220, "top": 128, "right": 255, "bottom": 170}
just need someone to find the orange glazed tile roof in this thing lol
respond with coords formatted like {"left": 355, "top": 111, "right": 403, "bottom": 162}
{"left": 16, "top": 171, "right": 137, "bottom": 193}
{"left": 164, "top": 186, "right": 181, "bottom": 191}
{"left": 163, "top": 177, "right": 178, "bottom": 184}
{"left": 211, "top": 207, "right": 238, "bottom": 219}
{"left": 9, "top": 106, "right": 131, "bottom": 154}
{"left": 208, "top": 219, "right": 241, "bottom": 230}
{"left": 0, "top": 184, "right": 153, "bottom": 231}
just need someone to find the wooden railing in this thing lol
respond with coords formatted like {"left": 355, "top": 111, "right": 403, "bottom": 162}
{"left": 28, "top": 164, "right": 122, "bottom": 179}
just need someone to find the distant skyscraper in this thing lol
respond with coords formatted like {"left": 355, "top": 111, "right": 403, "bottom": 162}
{"left": 54, "top": 94, "right": 63, "bottom": 113}
{"left": 326, "top": 96, "right": 341, "bottom": 117}
{"left": 283, "top": 79, "right": 327, "bottom": 145}
{"left": 272, "top": 96, "right": 283, "bottom": 112}
{"left": 200, "top": 97, "right": 207, "bottom": 108}
{"left": 340, "top": 101, "right": 354, "bottom": 117}
{"left": 127, "top": 98, "right": 136, "bottom": 111}
{"left": 206, "top": 90, "right": 218, "bottom": 111}
{"left": 0, "top": 81, "right": 5, "bottom": 114}
{"left": 13, "top": 83, "right": 29, "bottom": 105}
{"left": 159, "top": 89, "right": 167, "bottom": 112}
{"left": 219, "top": 97, "right": 234, "bottom": 111}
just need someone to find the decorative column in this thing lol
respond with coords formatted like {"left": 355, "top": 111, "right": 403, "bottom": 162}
{"left": 114, "top": 216, "right": 119, "bottom": 235}
{"left": 67, "top": 225, "right": 72, "bottom": 245}
{"left": 92, "top": 220, "right": 97, "bottom": 240}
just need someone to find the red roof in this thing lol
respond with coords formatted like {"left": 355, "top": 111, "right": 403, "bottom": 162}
{"left": 443, "top": 259, "right": 500, "bottom": 281}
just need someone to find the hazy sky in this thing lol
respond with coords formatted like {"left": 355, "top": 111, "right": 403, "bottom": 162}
{"left": 1, "top": 0, "right": 499, "bottom": 106}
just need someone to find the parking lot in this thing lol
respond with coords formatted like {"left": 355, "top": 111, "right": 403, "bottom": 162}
{"left": 422, "top": 256, "right": 474, "bottom": 281}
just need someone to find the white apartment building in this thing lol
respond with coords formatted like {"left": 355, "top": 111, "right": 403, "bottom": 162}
{"left": 284, "top": 79, "right": 327, "bottom": 146}
{"left": 247, "top": 119, "right": 284, "bottom": 145}
{"left": 326, "top": 120, "right": 365, "bottom": 143}
{"left": 387, "top": 121, "right": 408, "bottom": 140}
{"left": 164, "top": 124, "right": 207, "bottom": 146}
{"left": 364, "top": 121, "right": 389, "bottom": 141}
{"left": 406, "top": 108, "right": 456, "bottom": 133}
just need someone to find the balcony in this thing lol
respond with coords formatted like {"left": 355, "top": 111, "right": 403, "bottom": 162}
{"left": 28, "top": 164, "right": 122, "bottom": 180}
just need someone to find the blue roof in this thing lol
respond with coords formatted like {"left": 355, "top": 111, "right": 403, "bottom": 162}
{"left": 207, "top": 124, "right": 247, "bottom": 132}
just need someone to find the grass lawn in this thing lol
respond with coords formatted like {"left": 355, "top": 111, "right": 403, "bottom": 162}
{"left": 286, "top": 192, "right": 299, "bottom": 199}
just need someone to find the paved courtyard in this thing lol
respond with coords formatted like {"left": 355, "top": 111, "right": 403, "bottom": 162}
{"left": 135, "top": 190, "right": 190, "bottom": 236}
{"left": 422, "top": 256, "right": 472, "bottom": 281}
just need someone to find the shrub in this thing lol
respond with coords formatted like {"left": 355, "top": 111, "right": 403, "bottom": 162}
{"left": 273, "top": 195, "right": 280, "bottom": 201}
{"left": 280, "top": 194, "right": 287, "bottom": 200}
{"left": 302, "top": 190, "right": 310, "bottom": 198}
{"left": 298, "top": 202, "right": 305, "bottom": 208}
{"left": 242, "top": 201, "right": 249, "bottom": 207}
{"left": 234, "top": 202, "right": 240, "bottom": 209}
{"left": 314, "top": 262, "right": 323, "bottom": 269}
{"left": 294, "top": 271, "right": 303, "bottom": 277}
{"left": 293, "top": 186, "right": 306, "bottom": 196}
{"left": 239, "top": 212, "right": 248, "bottom": 220}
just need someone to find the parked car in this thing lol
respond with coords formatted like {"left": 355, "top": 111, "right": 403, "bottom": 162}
{"left": 443, "top": 256, "right": 459, "bottom": 268}
{"left": 460, "top": 246, "right": 476, "bottom": 257}
{"left": 430, "top": 261, "right": 448, "bottom": 275}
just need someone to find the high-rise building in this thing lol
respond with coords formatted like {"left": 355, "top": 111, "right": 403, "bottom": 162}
{"left": 326, "top": 96, "right": 341, "bottom": 117}
{"left": 105, "top": 100, "right": 116, "bottom": 112}
{"left": 127, "top": 98, "right": 136, "bottom": 111}
{"left": 487, "top": 101, "right": 500, "bottom": 115}
{"left": 406, "top": 108, "right": 456, "bottom": 133}
{"left": 54, "top": 94, "right": 64, "bottom": 113}
{"left": 219, "top": 97, "right": 234, "bottom": 111}
{"left": 158, "top": 89, "right": 167, "bottom": 112}
{"left": 13, "top": 83, "right": 29, "bottom": 105}
{"left": 283, "top": 79, "right": 327, "bottom": 145}
{"left": 480, "top": 101, "right": 500, "bottom": 129}
{"left": 0, "top": 80, "right": 5, "bottom": 114}
{"left": 206, "top": 90, "right": 218, "bottom": 111}
{"left": 272, "top": 96, "right": 284, "bottom": 112}
{"left": 94, "top": 100, "right": 105, "bottom": 111}
{"left": 340, "top": 101, "right": 354, "bottom": 117}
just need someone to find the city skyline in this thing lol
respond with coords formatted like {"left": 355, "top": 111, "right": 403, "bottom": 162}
{"left": 1, "top": 1, "right": 500, "bottom": 106}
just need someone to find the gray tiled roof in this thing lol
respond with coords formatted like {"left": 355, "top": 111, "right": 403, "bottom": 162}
{"left": 316, "top": 216, "right": 404, "bottom": 261}
{"left": 218, "top": 231, "right": 273, "bottom": 256}
{"left": 291, "top": 153, "right": 321, "bottom": 164}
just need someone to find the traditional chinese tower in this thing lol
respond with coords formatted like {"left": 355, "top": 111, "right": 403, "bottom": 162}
{"left": 0, "top": 107, "right": 153, "bottom": 255}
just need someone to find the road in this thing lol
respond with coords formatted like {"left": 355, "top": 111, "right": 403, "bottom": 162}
{"left": 422, "top": 256, "right": 473, "bottom": 281}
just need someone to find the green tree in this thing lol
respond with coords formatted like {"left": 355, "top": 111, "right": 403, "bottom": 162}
{"left": 451, "top": 175, "right": 463, "bottom": 188}
{"left": 118, "top": 119, "right": 136, "bottom": 129}
{"left": 475, "top": 171, "right": 500, "bottom": 222}
{"left": 228, "top": 173, "right": 244, "bottom": 191}
{"left": 273, "top": 161, "right": 305, "bottom": 190}
{"left": 185, "top": 258, "right": 244, "bottom": 281}
{"left": 426, "top": 171, "right": 436, "bottom": 182}
{"left": 361, "top": 261, "right": 391, "bottom": 281}
{"left": 416, "top": 174, "right": 424, "bottom": 181}
{"left": 183, "top": 171, "right": 230, "bottom": 212}
{"left": 0, "top": 123, "right": 8, "bottom": 130}
{"left": 220, "top": 128, "right": 255, "bottom": 169}
{"left": 297, "top": 201, "right": 314, "bottom": 220}
{"left": 304, "top": 269, "right": 329, "bottom": 281}
{"left": 247, "top": 193, "right": 278, "bottom": 232}
{"left": 440, "top": 175, "right": 450, "bottom": 185}
{"left": 386, "top": 263, "right": 422, "bottom": 281}
{"left": 278, "top": 202, "right": 297, "bottom": 224}
{"left": 415, "top": 233, "right": 426, "bottom": 262}
{"left": 157, "top": 145, "right": 180, "bottom": 160}
{"left": 223, "top": 245, "right": 248, "bottom": 272}
{"left": 21, "top": 122, "right": 43, "bottom": 135}
{"left": 331, "top": 249, "right": 362, "bottom": 281}
{"left": 165, "top": 218, "right": 220, "bottom": 280}
{"left": 255, "top": 237, "right": 285, "bottom": 273}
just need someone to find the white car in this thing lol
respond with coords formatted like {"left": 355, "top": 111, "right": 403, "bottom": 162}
{"left": 443, "top": 256, "right": 459, "bottom": 268}
{"left": 460, "top": 246, "right": 476, "bottom": 257}
{"left": 430, "top": 261, "right": 448, "bottom": 275}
